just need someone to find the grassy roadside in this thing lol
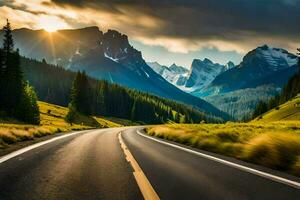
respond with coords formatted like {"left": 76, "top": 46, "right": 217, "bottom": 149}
{"left": 147, "top": 122, "right": 300, "bottom": 176}
{"left": 0, "top": 101, "right": 125, "bottom": 149}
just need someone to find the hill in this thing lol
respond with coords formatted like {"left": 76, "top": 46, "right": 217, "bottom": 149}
{"left": 0, "top": 101, "right": 127, "bottom": 149}
{"left": 253, "top": 94, "right": 300, "bottom": 122}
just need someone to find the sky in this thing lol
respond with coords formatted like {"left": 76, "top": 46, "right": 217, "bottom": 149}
{"left": 0, "top": 0, "right": 300, "bottom": 68}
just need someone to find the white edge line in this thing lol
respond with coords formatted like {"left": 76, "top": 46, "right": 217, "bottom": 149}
{"left": 0, "top": 129, "right": 93, "bottom": 164}
{"left": 137, "top": 130, "right": 300, "bottom": 190}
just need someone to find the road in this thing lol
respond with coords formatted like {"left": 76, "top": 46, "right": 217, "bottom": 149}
{"left": 0, "top": 127, "right": 300, "bottom": 200}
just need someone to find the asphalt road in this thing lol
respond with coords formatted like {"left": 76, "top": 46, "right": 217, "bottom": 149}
{"left": 1, "top": 127, "right": 300, "bottom": 200}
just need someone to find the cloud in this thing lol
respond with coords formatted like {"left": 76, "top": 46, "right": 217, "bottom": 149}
{"left": 1, "top": 0, "right": 300, "bottom": 54}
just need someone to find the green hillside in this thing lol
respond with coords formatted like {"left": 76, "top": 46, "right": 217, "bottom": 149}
{"left": 254, "top": 94, "right": 300, "bottom": 122}
{"left": 0, "top": 101, "right": 127, "bottom": 148}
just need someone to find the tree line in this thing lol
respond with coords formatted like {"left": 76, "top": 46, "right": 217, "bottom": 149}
{"left": 252, "top": 49, "right": 300, "bottom": 119}
{"left": 66, "top": 70, "right": 219, "bottom": 124}
{"left": 21, "top": 56, "right": 221, "bottom": 124}
{"left": 0, "top": 20, "right": 40, "bottom": 124}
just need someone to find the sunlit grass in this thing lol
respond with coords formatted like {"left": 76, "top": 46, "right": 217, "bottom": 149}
{"left": 147, "top": 121, "right": 300, "bottom": 176}
{"left": 0, "top": 101, "right": 123, "bottom": 148}
{"left": 254, "top": 94, "right": 300, "bottom": 122}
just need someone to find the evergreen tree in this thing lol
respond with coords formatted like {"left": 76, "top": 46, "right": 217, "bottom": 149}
{"left": 252, "top": 101, "right": 268, "bottom": 119}
{"left": 17, "top": 83, "right": 40, "bottom": 124}
{"left": 174, "top": 112, "right": 180, "bottom": 123}
{"left": 65, "top": 103, "right": 78, "bottom": 125}
{"left": 2, "top": 19, "right": 14, "bottom": 54}
{"left": 0, "top": 20, "right": 40, "bottom": 124}
{"left": 68, "top": 71, "right": 91, "bottom": 115}
{"left": 1, "top": 20, "right": 23, "bottom": 116}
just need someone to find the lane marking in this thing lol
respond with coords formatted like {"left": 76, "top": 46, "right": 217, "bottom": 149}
{"left": 0, "top": 129, "right": 94, "bottom": 164}
{"left": 118, "top": 132, "right": 160, "bottom": 200}
{"left": 137, "top": 130, "right": 300, "bottom": 190}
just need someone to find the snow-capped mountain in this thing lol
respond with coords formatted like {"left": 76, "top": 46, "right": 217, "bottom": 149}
{"left": 147, "top": 62, "right": 169, "bottom": 75}
{"left": 169, "top": 63, "right": 189, "bottom": 74}
{"left": 184, "top": 58, "right": 228, "bottom": 92}
{"left": 197, "top": 45, "right": 298, "bottom": 97}
{"left": 147, "top": 62, "right": 189, "bottom": 87}
{"left": 148, "top": 58, "right": 233, "bottom": 93}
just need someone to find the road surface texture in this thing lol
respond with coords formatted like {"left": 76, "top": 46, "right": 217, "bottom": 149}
{"left": 1, "top": 127, "right": 300, "bottom": 200}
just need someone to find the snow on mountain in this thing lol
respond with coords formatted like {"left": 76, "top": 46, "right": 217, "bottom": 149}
{"left": 197, "top": 45, "right": 299, "bottom": 97}
{"left": 255, "top": 45, "right": 298, "bottom": 70}
{"left": 147, "top": 62, "right": 189, "bottom": 87}
{"left": 169, "top": 63, "right": 189, "bottom": 74}
{"left": 147, "top": 62, "right": 169, "bottom": 75}
{"left": 148, "top": 59, "right": 234, "bottom": 92}
{"left": 184, "top": 58, "right": 228, "bottom": 92}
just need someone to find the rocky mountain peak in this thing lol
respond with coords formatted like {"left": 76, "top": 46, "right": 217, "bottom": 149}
{"left": 241, "top": 45, "right": 298, "bottom": 71}
{"left": 225, "top": 61, "right": 235, "bottom": 70}
{"left": 169, "top": 63, "right": 188, "bottom": 74}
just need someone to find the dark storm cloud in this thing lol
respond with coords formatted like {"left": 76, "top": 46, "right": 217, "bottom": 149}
{"left": 50, "top": 0, "right": 300, "bottom": 41}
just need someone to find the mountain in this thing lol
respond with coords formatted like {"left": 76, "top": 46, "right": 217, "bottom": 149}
{"left": 201, "top": 45, "right": 299, "bottom": 120}
{"left": 199, "top": 45, "right": 298, "bottom": 97}
{"left": 225, "top": 61, "right": 235, "bottom": 70}
{"left": 148, "top": 59, "right": 232, "bottom": 92}
{"left": 185, "top": 58, "right": 228, "bottom": 92}
{"left": 169, "top": 63, "right": 189, "bottom": 74}
{"left": 147, "top": 62, "right": 189, "bottom": 87}
{"left": 0, "top": 27, "right": 229, "bottom": 119}
{"left": 147, "top": 62, "right": 169, "bottom": 75}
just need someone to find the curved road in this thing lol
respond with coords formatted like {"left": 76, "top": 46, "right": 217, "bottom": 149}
{"left": 0, "top": 127, "right": 299, "bottom": 200}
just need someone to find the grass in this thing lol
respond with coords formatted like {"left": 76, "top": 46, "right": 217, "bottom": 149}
{"left": 0, "top": 101, "right": 126, "bottom": 148}
{"left": 147, "top": 121, "right": 300, "bottom": 176}
{"left": 254, "top": 94, "right": 300, "bottom": 122}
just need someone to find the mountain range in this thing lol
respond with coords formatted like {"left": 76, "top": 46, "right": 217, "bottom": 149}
{"left": 1, "top": 26, "right": 297, "bottom": 121}
{"left": 0, "top": 27, "right": 228, "bottom": 120}
{"left": 148, "top": 45, "right": 298, "bottom": 120}
{"left": 199, "top": 45, "right": 298, "bottom": 97}
{"left": 148, "top": 59, "right": 235, "bottom": 93}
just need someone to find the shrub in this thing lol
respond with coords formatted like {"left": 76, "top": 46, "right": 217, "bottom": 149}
{"left": 243, "top": 133, "right": 300, "bottom": 170}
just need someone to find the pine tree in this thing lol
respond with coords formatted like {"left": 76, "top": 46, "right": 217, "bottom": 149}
{"left": 252, "top": 101, "right": 268, "bottom": 119}
{"left": 1, "top": 20, "right": 23, "bottom": 116}
{"left": 2, "top": 19, "right": 14, "bottom": 55}
{"left": 174, "top": 112, "right": 180, "bottom": 123}
{"left": 68, "top": 71, "right": 91, "bottom": 116}
{"left": 65, "top": 103, "right": 78, "bottom": 125}
{"left": 0, "top": 20, "right": 40, "bottom": 124}
{"left": 17, "top": 83, "right": 40, "bottom": 124}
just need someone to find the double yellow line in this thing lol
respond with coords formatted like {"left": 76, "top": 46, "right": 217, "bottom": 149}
{"left": 118, "top": 133, "right": 160, "bottom": 200}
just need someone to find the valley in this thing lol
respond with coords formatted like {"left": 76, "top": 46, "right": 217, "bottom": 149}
{"left": 1, "top": 2, "right": 300, "bottom": 198}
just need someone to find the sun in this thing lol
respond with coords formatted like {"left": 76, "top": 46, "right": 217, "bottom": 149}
{"left": 38, "top": 15, "right": 70, "bottom": 33}
{"left": 43, "top": 25, "right": 58, "bottom": 33}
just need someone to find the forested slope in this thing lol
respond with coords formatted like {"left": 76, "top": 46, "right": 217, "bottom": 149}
{"left": 21, "top": 58, "right": 223, "bottom": 124}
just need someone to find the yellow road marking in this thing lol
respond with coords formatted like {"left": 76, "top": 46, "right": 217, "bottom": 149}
{"left": 118, "top": 132, "right": 160, "bottom": 200}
